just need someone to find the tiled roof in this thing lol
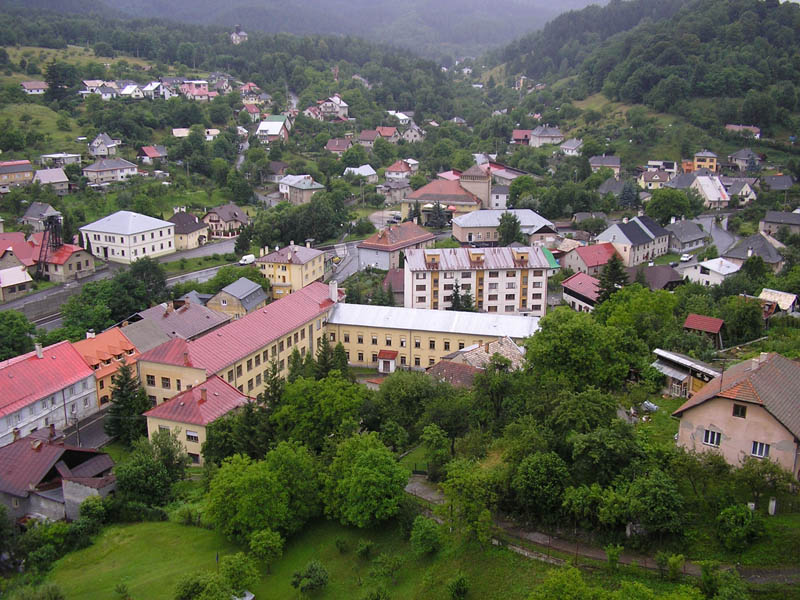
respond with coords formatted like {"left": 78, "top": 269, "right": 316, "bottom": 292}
{"left": 119, "top": 319, "right": 173, "bottom": 353}
{"left": 665, "top": 220, "right": 705, "bottom": 243}
{"left": 405, "top": 246, "right": 553, "bottom": 271}
{"left": 762, "top": 175, "right": 794, "bottom": 191}
{"left": 22, "top": 202, "right": 60, "bottom": 221}
{"left": 624, "top": 265, "right": 682, "bottom": 290}
{"left": 33, "top": 169, "right": 68, "bottom": 185}
{"left": 597, "top": 177, "right": 625, "bottom": 196}
{"left": 572, "top": 243, "right": 617, "bottom": 268}
{"left": 382, "top": 268, "right": 404, "bottom": 293}
{"left": 358, "top": 221, "right": 435, "bottom": 252}
{"left": 376, "top": 126, "right": 397, "bottom": 138}
{"left": 758, "top": 288, "right": 797, "bottom": 311}
{"left": 72, "top": 328, "right": 139, "bottom": 381}
{"left": 427, "top": 360, "right": 483, "bottom": 388}
{"left": 762, "top": 211, "right": 800, "bottom": 227}
{"left": 589, "top": 155, "right": 621, "bottom": 168}
{"left": 28, "top": 233, "right": 85, "bottom": 265}
{"left": 169, "top": 211, "right": 207, "bottom": 235}
{"left": 452, "top": 209, "right": 553, "bottom": 233}
{"left": 0, "top": 160, "right": 33, "bottom": 175}
{"left": 144, "top": 375, "right": 250, "bottom": 426}
{"left": 0, "top": 264, "right": 32, "bottom": 287}
{"left": 696, "top": 257, "right": 740, "bottom": 276}
{"left": 257, "top": 244, "right": 323, "bottom": 265}
{"left": 386, "top": 160, "right": 411, "bottom": 173}
{"left": 205, "top": 203, "right": 249, "bottom": 224}
{"left": 0, "top": 341, "right": 94, "bottom": 419}
{"left": 408, "top": 179, "right": 481, "bottom": 205}
{"left": 377, "top": 349, "right": 398, "bottom": 360}
{"left": 684, "top": 313, "right": 724, "bottom": 334}
{"left": 140, "top": 145, "right": 167, "bottom": 158}
{"left": 20, "top": 81, "right": 48, "bottom": 90}
{"left": 217, "top": 277, "right": 267, "bottom": 312}
{"left": 136, "top": 301, "right": 231, "bottom": 340}
{"left": 512, "top": 129, "right": 532, "bottom": 141}
{"left": 442, "top": 336, "right": 525, "bottom": 370}
{"left": 561, "top": 272, "right": 600, "bottom": 302}
{"left": 531, "top": 125, "right": 562, "bottom": 137}
{"left": 673, "top": 353, "right": 800, "bottom": 438}
{"left": 359, "top": 129, "right": 379, "bottom": 142}
{"left": 325, "top": 138, "right": 352, "bottom": 152}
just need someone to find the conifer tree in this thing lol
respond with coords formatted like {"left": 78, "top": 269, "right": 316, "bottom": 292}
{"left": 332, "top": 342, "right": 350, "bottom": 379}
{"left": 314, "top": 335, "right": 334, "bottom": 379}
{"left": 448, "top": 279, "right": 462, "bottom": 311}
{"left": 105, "top": 359, "right": 151, "bottom": 446}
{"left": 288, "top": 347, "right": 304, "bottom": 383}
{"left": 598, "top": 254, "right": 629, "bottom": 303}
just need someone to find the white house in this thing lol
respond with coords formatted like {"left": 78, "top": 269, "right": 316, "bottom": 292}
{"left": 344, "top": 165, "right": 378, "bottom": 183}
{"left": 119, "top": 84, "right": 144, "bottom": 99}
{"left": 88, "top": 133, "right": 121, "bottom": 158}
{"left": 692, "top": 176, "right": 730, "bottom": 210}
{"left": 80, "top": 210, "right": 175, "bottom": 264}
{"left": 20, "top": 81, "right": 48, "bottom": 95}
{"left": 560, "top": 138, "right": 583, "bottom": 156}
{"left": 682, "top": 257, "right": 740, "bottom": 286}
{"left": 82, "top": 158, "right": 138, "bottom": 184}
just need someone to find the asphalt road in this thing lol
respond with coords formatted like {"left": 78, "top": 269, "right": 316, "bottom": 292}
{"left": 692, "top": 214, "right": 739, "bottom": 254}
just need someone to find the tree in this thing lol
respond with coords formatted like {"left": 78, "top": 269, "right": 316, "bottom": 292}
{"left": 448, "top": 279, "right": 462, "bottom": 311}
{"left": 218, "top": 553, "right": 259, "bottom": 596}
{"left": 420, "top": 423, "right": 450, "bottom": 479}
{"left": 719, "top": 295, "right": 763, "bottom": 345}
{"left": 104, "top": 359, "right": 151, "bottom": 446}
{"left": 734, "top": 457, "right": 793, "bottom": 509}
{"left": 287, "top": 347, "right": 304, "bottom": 383}
{"left": 128, "top": 257, "right": 168, "bottom": 304}
{"left": 0, "top": 310, "right": 35, "bottom": 360}
{"left": 332, "top": 342, "right": 350, "bottom": 378}
{"left": 291, "top": 560, "right": 329, "bottom": 595}
{"left": 427, "top": 201, "right": 448, "bottom": 229}
{"left": 314, "top": 334, "right": 334, "bottom": 379}
{"left": 44, "top": 61, "right": 78, "bottom": 102}
{"left": 619, "top": 180, "right": 638, "bottom": 208}
{"left": 409, "top": 173, "right": 427, "bottom": 190}
{"left": 511, "top": 452, "right": 570, "bottom": 523}
{"left": 115, "top": 449, "right": 172, "bottom": 506}
{"left": 324, "top": 433, "right": 409, "bottom": 528}
{"left": 263, "top": 441, "right": 321, "bottom": 533}
{"left": 130, "top": 428, "right": 191, "bottom": 483}
{"left": 377, "top": 370, "right": 441, "bottom": 434}
{"left": 597, "top": 254, "right": 629, "bottom": 303}
{"left": 716, "top": 505, "right": 764, "bottom": 552}
{"left": 497, "top": 211, "right": 525, "bottom": 246}
{"left": 628, "top": 469, "right": 684, "bottom": 539}
{"left": 410, "top": 516, "right": 441, "bottom": 556}
{"left": 438, "top": 458, "right": 495, "bottom": 544}
{"left": 645, "top": 189, "right": 694, "bottom": 226}
{"left": 249, "top": 529, "right": 284, "bottom": 573}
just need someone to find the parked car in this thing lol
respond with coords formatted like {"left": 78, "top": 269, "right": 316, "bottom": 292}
{"left": 239, "top": 254, "right": 255, "bottom": 265}
{"left": 680, "top": 253, "right": 692, "bottom": 262}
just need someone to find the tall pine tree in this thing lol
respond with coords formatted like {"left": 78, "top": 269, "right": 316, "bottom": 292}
{"left": 448, "top": 279, "right": 462, "bottom": 311}
{"left": 104, "top": 359, "right": 151, "bottom": 447}
{"left": 598, "top": 254, "right": 629, "bottom": 303}
{"left": 314, "top": 334, "right": 334, "bottom": 379}
{"left": 288, "top": 347, "right": 304, "bottom": 383}
{"left": 332, "top": 342, "right": 350, "bottom": 379}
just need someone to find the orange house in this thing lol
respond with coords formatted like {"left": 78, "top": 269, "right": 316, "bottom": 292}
{"left": 73, "top": 328, "right": 141, "bottom": 406}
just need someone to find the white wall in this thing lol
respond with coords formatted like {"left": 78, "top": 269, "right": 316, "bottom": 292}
{"left": 83, "top": 226, "right": 175, "bottom": 264}
{"left": 358, "top": 248, "right": 390, "bottom": 271}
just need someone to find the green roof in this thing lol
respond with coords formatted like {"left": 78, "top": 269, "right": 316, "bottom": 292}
{"left": 542, "top": 247, "right": 559, "bottom": 269}
{"left": 264, "top": 115, "right": 287, "bottom": 123}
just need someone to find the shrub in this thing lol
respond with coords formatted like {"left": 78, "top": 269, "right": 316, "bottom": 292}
{"left": 654, "top": 551, "right": 669, "bottom": 579}
{"left": 410, "top": 516, "right": 441, "bottom": 556}
{"left": 716, "top": 504, "right": 764, "bottom": 551}
{"left": 26, "top": 543, "right": 58, "bottom": 573}
{"left": 361, "top": 588, "right": 391, "bottom": 600}
{"left": 224, "top": 253, "right": 237, "bottom": 261}
{"left": 604, "top": 543, "right": 623, "bottom": 573}
{"left": 335, "top": 538, "right": 349, "bottom": 554}
{"left": 356, "top": 539, "right": 374, "bottom": 560}
{"left": 448, "top": 573, "right": 469, "bottom": 599}
{"left": 667, "top": 554, "right": 684, "bottom": 582}
{"left": 79, "top": 496, "right": 108, "bottom": 524}
{"left": 291, "top": 560, "right": 329, "bottom": 594}
{"left": 212, "top": 253, "right": 221, "bottom": 261}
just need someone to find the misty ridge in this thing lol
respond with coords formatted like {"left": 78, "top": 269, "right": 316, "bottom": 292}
{"left": 97, "top": 0, "right": 605, "bottom": 60}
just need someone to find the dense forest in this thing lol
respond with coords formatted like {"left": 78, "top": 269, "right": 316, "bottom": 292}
{"left": 9, "top": 0, "right": 603, "bottom": 62}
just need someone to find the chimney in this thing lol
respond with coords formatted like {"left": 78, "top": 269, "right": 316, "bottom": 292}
{"left": 622, "top": 217, "right": 629, "bottom": 224}
{"left": 484, "top": 343, "right": 490, "bottom": 354}
{"left": 275, "top": 245, "right": 279, "bottom": 252}
{"left": 174, "top": 299, "right": 186, "bottom": 309}
{"left": 290, "top": 240, "right": 294, "bottom": 246}
{"left": 329, "top": 280, "right": 339, "bottom": 302}
{"left": 49, "top": 423, "right": 56, "bottom": 438}
{"left": 747, "top": 247, "right": 753, "bottom": 257}
{"left": 288, "top": 248, "right": 293, "bottom": 261}
{"left": 199, "top": 388, "right": 207, "bottom": 404}
{"left": 86, "top": 329, "right": 96, "bottom": 339}
{"left": 183, "top": 351, "right": 190, "bottom": 366}
{"left": 12, "top": 428, "right": 20, "bottom": 442}
{"left": 759, "top": 352, "right": 769, "bottom": 364}
{"left": 306, "top": 240, "right": 311, "bottom": 248}
{"left": 670, "top": 216, "right": 676, "bottom": 224}
{"left": 35, "top": 343, "right": 43, "bottom": 359}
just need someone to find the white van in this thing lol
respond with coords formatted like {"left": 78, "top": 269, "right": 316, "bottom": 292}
{"left": 238, "top": 254, "right": 255, "bottom": 265}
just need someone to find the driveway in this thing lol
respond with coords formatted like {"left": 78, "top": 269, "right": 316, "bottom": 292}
{"left": 692, "top": 214, "right": 738, "bottom": 254}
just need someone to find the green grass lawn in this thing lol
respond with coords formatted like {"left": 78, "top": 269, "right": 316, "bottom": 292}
{"left": 653, "top": 253, "right": 681, "bottom": 265}
{"left": 0, "top": 103, "right": 84, "bottom": 154}
{"left": 161, "top": 254, "right": 235, "bottom": 274}
{"left": 398, "top": 444, "right": 427, "bottom": 472}
{"left": 100, "top": 441, "right": 131, "bottom": 465}
{"left": 635, "top": 395, "right": 684, "bottom": 448}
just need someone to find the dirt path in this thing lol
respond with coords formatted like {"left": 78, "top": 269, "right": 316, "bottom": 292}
{"left": 404, "top": 475, "right": 800, "bottom": 584}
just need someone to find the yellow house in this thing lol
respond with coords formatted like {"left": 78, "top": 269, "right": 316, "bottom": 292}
{"left": 325, "top": 303, "right": 540, "bottom": 373}
{"left": 72, "top": 328, "right": 141, "bottom": 407}
{"left": 256, "top": 243, "right": 326, "bottom": 300}
{"left": 206, "top": 277, "right": 268, "bottom": 319}
{"left": 144, "top": 375, "right": 251, "bottom": 465}
{"left": 137, "top": 282, "right": 341, "bottom": 402}
{"left": 168, "top": 211, "right": 208, "bottom": 250}
{"left": 693, "top": 150, "right": 718, "bottom": 173}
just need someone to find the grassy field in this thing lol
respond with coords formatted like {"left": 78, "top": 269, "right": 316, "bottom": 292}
{"left": 0, "top": 103, "right": 84, "bottom": 154}
{"left": 161, "top": 254, "right": 235, "bottom": 274}
{"left": 4, "top": 45, "right": 155, "bottom": 74}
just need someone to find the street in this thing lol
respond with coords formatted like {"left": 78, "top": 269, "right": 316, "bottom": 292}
{"left": 692, "top": 214, "right": 738, "bottom": 254}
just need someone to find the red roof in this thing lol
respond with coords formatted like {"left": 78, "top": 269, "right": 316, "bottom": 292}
{"left": 0, "top": 341, "right": 94, "bottom": 419}
{"left": 359, "top": 129, "right": 379, "bottom": 142}
{"left": 140, "top": 145, "right": 166, "bottom": 158}
{"left": 684, "top": 313, "right": 724, "bottom": 334}
{"left": 0, "top": 160, "right": 33, "bottom": 167}
{"left": 386, "top": 160, "right": 411, "bottom": 173}
{"left": 144, "top": 375, "right": 250, "bottom": 426}
{"left": 382, "top": 268, "right": 404, "bottom": 293}
{"left": 72, "top": 328, "right": 140, "bottom": 381}
{"left": 325, "top": 138, "right": 352, "bottom": 153}
{"left": 427, "top": 360, "right": 483, "bottom": 388}
{"left": 29, "top": 233, "right": 85, "bottom": 265}
{"left": 139, "top": 282, "right": 339, "bottom": 375}
{"left": 573, "top": 243, "right": 617, "bottom": 269}
{"left": 377, "top": 349, "right": 398, "bottom": 360}
{"left": 0, "top": 232, "right": 36, "bottom": 267}
{"left": 358, "top": 221, "right": 436, "bottom": 252}
{"left": 376, "top": 126, "right": 397, "bottom": 138}
{"left": 561, "top": 272, "right": 600, "bottom": 302}
{"left": 244, "top": 104, "right": 260, "bottom": 114}
{"left": 512, "top": 129, "right": 532, "bottom": 141}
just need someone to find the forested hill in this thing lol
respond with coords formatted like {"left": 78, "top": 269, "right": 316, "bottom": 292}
{"left": 29, "top": 0, "right": 602, "bottom": 62}
{"left": 486, "top": 0, "right": 688, "bottom": 81}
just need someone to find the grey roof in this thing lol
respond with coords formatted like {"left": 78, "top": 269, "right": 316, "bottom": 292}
{"left": 720, "top": 176, "right": 758, "bottom": 187}
{"left": 0, "top": 162, "right": 33, "bottom": 175}
{"left": 762, "top": 175, "right": 795, "bottom": 191}
{"left": 531, "top": 125, "right": 562, "bottom": 137}
{"left": 597, "top": 220, "right": 653, "bottom": 247}
{"left": 728, "top": 148, "right": 759, "bottom": 161}
{"left": 119, "top": 319, "right": 173, "bottom": 353}
{"left": 625, "top": 265, "right": 683, "bottom": 290}
{"left": 137, "top": 301, "right": 231, "bottom": 340}
{"left": 219, "top": 277, "right": 267, "bottom": 312}
{"left": 722, "top": 232, "right": 784, "bottom": 264}
{"left": 80, "top": 211, "right": 173, "bottom": 235}
{"left": 597, "top": 177, "right": 625, "bottom": 196}
{"left": 91, "top": 133, "right": 118, "bottom": 147}
{"left": 405, "top": 246, "right": 553, "bottom": 271}
{"left": 205, "top": 203, "right": 250, "bottom": 224}
{"left": 694, "top": 150, "right": 717, "bottom": 158}
{"left": 560, "top": 138, "right": 583, "bottom": 151}
{"left": 83, "top": 158, "right": 136, "bottom": 172}
{"left": 573, "top": 211, "right": 607, "bottom": 223}
{"left": 652, "top": 348, "right": 720, "bottom": 378}
{"left": 257, "top": 244, "right": 324, "bottom": 265}
{"left": 727, "top": 182, "right": 750, "bottom": 196}
{"left": 589, "top": 155, "right": 621, "bottom": 168}
{"left": 23, "top": 202, "right": 61, "bottom": 220}
{"left": 665, "top": 220, "right": 705, "bottom": 243}
{"left": 169, "top": 211, "right": 207, "bottom": 234}
{"left": 178, "top": 290, "right": 213, "bottom": 305}
{"left": 328, "top": 303, "right": 540, "bottom": 339}
{"left": 491, "top": 185, "right": 509, "bottom": 195}
{"left": 635, "top": 215, "right": 669, "bottom": 239}
{"left": 452, "top": 209, "right": 554, "bottom": 233}
{"left": 665, "top": 173, "right": 697, "bottom": 189}
{"left": 32, "top": 168, "right": 68, "bottom": 185}
{"left": 762, "top": 211, "right": 800, "bottom": 227}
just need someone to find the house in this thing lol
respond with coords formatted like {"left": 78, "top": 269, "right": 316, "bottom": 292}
{"left": 82, "top": 158, "right": 138, "bottom": 184}
{"left": 638, "top": 170, "right": 671, "bottom": 190}
{"left": 426, "top": 361, "right": 482, "bottom": 387}
{"left": 256, "top": 117, "right": 290, "bottom": 144}
{"left": 559, "top": 243, "right": 617, "bottom": 276}
{"left": 559, "top": 270, "right": 601, "bottom": 312}
{"left": 119, "top": 84, "right": 144, "bottom": 100}
{"left": 277, "top": 175, "right": 325, "bottom": 205}
{"left": 665, "top": 219, "right": 706, "bottom": 253}
{"left": 401, "top": 179, "right": 482, "bottom": 223}
{"left": 757, "top": 289, "right": 797, "bottom": 314}
{"left": 203, "top": 203, "right": 250, "bottom": 238}
{"left": 529, "top": 126, "right": 563, "bottom": 147}
{"left": 672, "top": 353, "right": 800, "bottom": 475}
{"left": 20, "top": 81, "right": 48, "bottom": 95}
{"left": 359, "top": 221, "right": 436, "bottom": 270}
{"left": 138, "top": 145, "right": 168, "bottom": 165}
{"left": 141, "top": 81, "right": 163, "bottom": 99}
{"left": 387, "top": 110, "right": 411, "bottom": 125}
{"left": 489, "top": 186, "right": 509, "bottom": 209}
{"left": 651, "top": 348, "right": 720, "bottom": 398}
{"left": 31, "top": 168, "right": 69, "bottom": 195}
{"left": 318, "top": 94, "right": 349, "bottom": 119}
{"left": 303, "top": 106, "right": 324, "bottom": 121}
{"left": 692, "top": 150, "right": 718, "bottom": 173}
{"left": 207, "top": 277, "right": 268, "bottom": 320}
{"left": 437, "top": 170, "right": 462, "bottom": 181}
{"left": 511, "top": 129, "right": 532, "bottom": 145}
{"left": 487, "top": 164, "right": 528, "bottom": 187}
{"left": 119, "top": 318, "right": 173, "bottom": 354}
{"left": 88, "top": 133, "right": 121, "bottom": 158}
{"left": 647, "top": 160, "right": 678, "bottom": 175}
{"left": 376, "top": 126, "right": 400, "bottom": 144}
{"left": 180, "top": 80, "right": 217, "bottom": 102}
{"left": 325, "top": 137, "right": 352, "bottom": 156}
{"left": 172, "top": 128, "right": 221, "bottom": 142}
{"left": 725, "top": 124, "right": 761, "bottom": 139}
{"left": 684, "top": 313, "right": 724, "bottom": 348}
{"left": 132, "top": 299, "right": 230, "bottom": 344}
{"left": 0, "top": 160, "right": 34, "bottom": 187}
{"left": 682, "top": 257, "right": 740, "bottom": 287}
{"left": 724, "top": 179, "right": 757, "bottom": 204}
{"left": 721, "top": 232, "right": 784, "bottom": 273}
{"left": 760, "top": 211, "right": 800, "bottom": 237}
{"left": 560, "top": 138, "right": 583, "bottom": 156}
{"left": 0, "top": 255, "right": 33, "bottom": 302}
{"left": 403, "top": 246, "right": 555, "bottom": 317}
{"left": 728, "top": 148, "right": 762, "bottom": 172}
{"left": 358, "top": 129, "right": 380, "bottom": 149}
{"left": 402, "top": 124, "right": 426, "bottom": 144}
{"left": 0, "top": 341, "right": 98, "bottom": 448}
{"left": 20, "top": 202, "right": 62, "bottom": 231}
{"left": 452, "top": 209, "right": 556, "bottom": 246}
{"left": 597, "top": 177, "right": 626, "bottom": 197}
{"left": 439, "top": 336, "right": 526, "bottom": 371}
{"left": 256, "top": 242, "right": 326, "bottom": 300}
{"left": 29, "top": 232, "right": 95, "bottom": 283}
{"left": 80, "top": 210, "right": 175, "bottom": 264}
{"left": 242, "top": 104, "right": 261, "bottom": 122}
{"left": 589, "top": 155, "right": 622, "bottom": 177}
{"left": 230, "top": 26, "right": 248, "bottom": 45}
{"left": 72, "top": 328, "right": 140, "bottom": 406}
{"left": 168, "top": 211, "right": 208, "bottom": 250}
{"left": 95, "top": 86, "right": 118, "bottom": 101}
{"left": 377, "top": 180, "right": 411, "bottom": 204}
{"left": 136, "top": 282, "right": 339, "bottom": 401}
{"left": 344, "top": 164, "right": 378, "bottom": 183}
{"left": 382, "top": 268, "right": 405, "bottom": 305}
{"left": 386, "top": 160, "right": 412, "bottom": 181}
{"left": 573, "top": 211, "right": 608, "bottom": 225}
{"left": 266, "top": 161, "right": 289, "bottom": 183}
{"left": 761, "top": 175, "right": 794, "bottom": 192}
{"left": 594, "top": 216, "right": 669, "bottom": 267}
{"left": 39, "top": 153, "right": 81, "bottom": 168}
{"left": 458, "top": 165, "right": 492, "bottom": 207}
{"left": 145, "top": 376, "right": 250, "bottom": 465}
{"left": 0, "top": 431, "right": 115, "bottom": 521}
{"left": 625, "top": 264, "right": 683, "bottom": 291}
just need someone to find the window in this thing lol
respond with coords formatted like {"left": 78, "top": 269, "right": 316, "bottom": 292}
{"left": 186, "top": 430, "right": 199, "bottom": 443}
{"left": 458, "top": 342, "right": 465, "bottom": 350}
{"left": 461, "top": 272, "right": 470, "bottom": 279}
{"left": 489, "top": 271, "right": 499, "bottom": 277}
{"left": 221, "top": 298, "right": 227, "bottom": 306}
{"left": 344, "top": 333, "right": 350, "bottom": 343}
{"left": 279, "top": 341, "right": 284, "bottom": 352}
{"left": 444, "top": 341, "right": 450, "bottom": 351}
{"left": 703, "top": 429, "right": 721, "bottom": 447}
{"left": 161, "top": 377, "right": 170, "bottom": 389}
{"left": 505, "top": 306, "right": 515, "bottom": 312}
{"left": 416, "top": 296, "right": 426, "bottom": 303}
{"left": 247, "top": 358, "right": 253, "bottom": 371}
{"left": 751, "top": 441, "right": 770, "bottom": 458}
{"left": 400, "top": 337, "right": 407, "bottom": 348}
{"left": 371, "top": 353, "right": 377, "bottom": 363}
{"left": 385, "top": 336, "right": 392, "bottom": 346}
{"left": 372, "top": 335, "right": 378, "bottom": 345}
{"left": 227, "top": 370, "right": 234, "bottom": 383}
{"left": 99, "top": 380, "right": 105, "bottom": 390}
{"left": 488, "top": 294, "right": 498, "bottom": 301}
{"left": 262, "top": 350, "right": 268, "bottom": 362}
{"left": 415, "top": 272, "right": 426, "bottom": 280}
{"left": 358, "top": 352, "right": 364, "bottom": 362}
{"left": 506, "top": 282, "right": 516, "bottom": 289}
{"left": 414, "top": 356, "right": 420, "bottom": 366}
{"left": 416, "top": 284, "right": 426, "bottom": 291}
{"left": 488, "top": 282, "right": 498, "bottom": 290}
{"left": 357, "top": 334, "right": 364, "bottom": 344}
{"left": 236, "top": 365, "right": 243, "bottom": 377}
{"left": 286, "top": 336, "right": 292, "bottom": 347}
{"left": 400, "top": 355, "right": 407, "bottom": 365}
{"left": 148, "top": 395, "right": 156, "bottom": 406}
{"left": 461, "top": 283, "right": 471, "bottom": 291}
{"left": 330, "top": 333, "right": 336, "bottom": 342}
{"left": 443, "top": 284, "right": 453, "bottom": 291}
{"left": 189, "top": 453, "right": 200, "bottom": 464}
{"left": 733, "top": 404, "right": 747, "bottom": 418}
{"left": 248, "top": 379, "right": 254, "bottom": 391}
{"left": 255, "top": 354, "right": 261, "bottom": 367}
{"left": 429, "top": 339, "right": 436, "bottom": 350}
{"left": 279, "top": 359, "right": 285, "bottom": 370}
{"left": 505, "top": 294, "right": 515, "bottom": 300}
{"left": 414, "top": 338, "right": 421, "bottom": 349}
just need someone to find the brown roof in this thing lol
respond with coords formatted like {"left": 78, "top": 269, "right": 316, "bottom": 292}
{"left": 357, "top": 221, "right": 435, "bottom": 252}
{"left": 257, "top": 244, "right": 324, "bottom": 265}
{"left": 359, "top": 130, "right": 379, "bottom": 142}
{"left": 386, "top": 160, "right": 411, "bottom": 173}
{"left": 144, "top": 375, "right": 251, "bottom": 426}
{"left": 325, "top": 138, "right": 352, "bottom": 153}
{"left": 427, "top": 360, "right": 483, "bottom": 388}
{"left": 442, "top": 336, "right": 525, "bottom": 370}
{"left": 624, "top": 265, "right": 683, "bottom": 290}
{"left": 684, "top": 313, "right": 724, "bottom": 334}
{"left": 136, "top": 301, "right": 231, "bottom": 340}
{"left": 382, "top": 268, "right": 404, "bottom": 293}
{"left": 460, "top": 164, "right": 489, "bottom": 178}
{"left": 408, "top": 179, "right": 481, "bottom": 206}
{"left": 169, "top": 211, "right": 208, "bottom": 235}
{"left": 204, "top": 203, "right": 250, "bottom": 225}
{"left": 673, "top": 353, "right": 800, "bottom": 438}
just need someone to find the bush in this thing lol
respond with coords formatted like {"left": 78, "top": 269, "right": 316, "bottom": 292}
{"left": 175, "top": 505, "right": 201, "bottom": 526}
{"left": 667, "top": 554, "right": 684, "bottom": 582}
{"left": 223, "top": 253, "right": 236, "bottom": 261}
{"left": 291, "top": 560, "right": 329, "bottom": 594}
{"left": 410, "top": 516, "right": 441, "bottom": 556}
{"left": 79, "top": 496, "right": 108, "bottom": 524}
{"left": 655, "top": 551, "right": 669, "bottom": 579}
{"left": 448, "top": 573, "right": 469, "bottom": 599}
{"left": 110, "top": 499, "right": 168, "bottom": 523}
{"left": 716, "top": 504, "right": 764, "bottom": 551}
{"left": 26, "top": 543, "right": 58, "bottom": 573}
{"left": 361, "top": 588, "right": 391, "bottom": 600}
{"left": 66, "top": 517, "right": 100, "bottom": 549}
{"left": 356, "top": 539, "right": 374, "bottom": 560}
{"left": 604, "top": 543, "right": 623, "bottom": 573}
{"left": 212, "top": 253, "right": 221, "bottom": 261}
{"left": 335, "top": 538, "right": 349, "bottom": 554}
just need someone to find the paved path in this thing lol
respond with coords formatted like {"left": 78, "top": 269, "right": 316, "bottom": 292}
{"left": 156, "top": 238, "right": 235, "bottom": 262}
{"left": 693, "top": 214, "right": 738, "bottom": 254}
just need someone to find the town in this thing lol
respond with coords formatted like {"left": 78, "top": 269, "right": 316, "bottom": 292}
{"left": 1, "top": 1, "right": 800, "bottom": 599}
